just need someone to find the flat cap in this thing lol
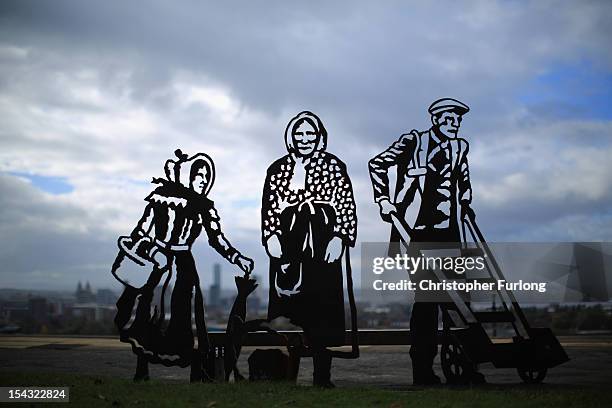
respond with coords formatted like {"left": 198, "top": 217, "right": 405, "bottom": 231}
{"left": 428, "top": 98, "right": 469, "bottom": 116}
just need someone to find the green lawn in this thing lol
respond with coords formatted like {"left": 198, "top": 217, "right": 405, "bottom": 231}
{"left": 1, "top": 371, "right": 611, "bottom": 408}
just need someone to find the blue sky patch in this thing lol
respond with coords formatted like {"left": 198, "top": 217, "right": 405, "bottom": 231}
{"left": 232, "top": 198, "right": 259, "bottom": 209}
{"left": 519, "top": 61, "right": 612, "bottom": 120}
{"left": 10, "top": 172, "right": 74, "bottom": 195}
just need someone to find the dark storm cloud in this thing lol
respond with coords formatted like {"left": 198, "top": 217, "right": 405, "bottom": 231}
{"left": 2, "top": 0, "right": 611, "bottom": 134}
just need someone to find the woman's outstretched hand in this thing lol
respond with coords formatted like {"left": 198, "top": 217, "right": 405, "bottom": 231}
{"left": 324, "top": 236, "right": 344, "bottom": 263}
{"left": 237, "top": 255, "right": 254, "bottom": 274}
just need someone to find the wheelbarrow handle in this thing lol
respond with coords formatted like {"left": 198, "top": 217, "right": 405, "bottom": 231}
{"left": 462, "top": 212, "right": 532, "bottom": 338}
{"left": 389, "top": 212, "right": 412, "bottom": 246}
{"left": 462, "top": 209, "right": 485, "bottom": 243}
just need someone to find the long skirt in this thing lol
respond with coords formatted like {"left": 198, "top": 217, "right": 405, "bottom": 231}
{"left": 114, "top": 251, "right": 209, "bottom": 367}
{"left": 267, "top": 203, "right": 346, "bottom": 347}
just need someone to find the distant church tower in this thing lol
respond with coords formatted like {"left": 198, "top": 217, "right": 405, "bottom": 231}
{"left": 76, "top": 281, "right": 96, "bottom": 303}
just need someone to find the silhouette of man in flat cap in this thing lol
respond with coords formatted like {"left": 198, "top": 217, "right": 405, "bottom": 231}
{"left": 368, "top": 98, "right": 481, "bottom": 385}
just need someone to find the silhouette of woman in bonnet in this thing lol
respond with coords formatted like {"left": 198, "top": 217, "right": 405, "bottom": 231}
{"left": 112, "top": 150, "right": 254, "bottom": 382}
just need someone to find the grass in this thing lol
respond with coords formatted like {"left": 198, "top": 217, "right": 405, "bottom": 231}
{"left": 0, "top": 371, "right": 611, "bottom": 408}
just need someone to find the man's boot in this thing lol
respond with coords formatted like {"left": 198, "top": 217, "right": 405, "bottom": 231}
{"left": 411, "top": 361, "right": 441, "bottom": 386}
{"left": 410, "top": 352, "right": 440, "bottom": 386}
{"left": 467, "top": 365, "right": 486, "bottom": 385}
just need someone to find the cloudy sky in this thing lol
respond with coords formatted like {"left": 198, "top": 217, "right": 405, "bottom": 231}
{"left": 1, "top": 0, "right": 611, "bottom": 292}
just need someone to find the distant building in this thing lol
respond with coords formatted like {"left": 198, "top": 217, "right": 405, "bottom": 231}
{"left": 76, "top": 281, "right": 96, "bottom": 303}
{"left": 209, "top": 263, "right": 221, "bottom": 308}
{"left": 0, "top": 300, "right": 29, "bottom": 322}
{"left": 96, "top": 289, "right": 117, "bottom": 306}
{"left": 70, "top": 282, "right": 115, "bottom": 322}
{"left": 71, "top": 303, "right": 114, "bottom": 321}
{"left": 28, "top": 297, "right": 48, "bottom": 322}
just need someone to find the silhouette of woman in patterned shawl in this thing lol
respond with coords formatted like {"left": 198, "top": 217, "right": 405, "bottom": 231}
{"left": 261, "top": 111, "right": 357, "bottom": 387}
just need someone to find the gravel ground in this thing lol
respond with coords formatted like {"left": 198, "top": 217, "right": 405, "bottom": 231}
{"left": 1, "top": 335, "right": 611, "bottom": 388}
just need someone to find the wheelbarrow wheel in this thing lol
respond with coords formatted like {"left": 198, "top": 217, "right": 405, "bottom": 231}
{"left": 517, "top": 367, "right": 547, "bottom": 384}
{"left": 441, "top": 341, "right": 472, "bottom": 384}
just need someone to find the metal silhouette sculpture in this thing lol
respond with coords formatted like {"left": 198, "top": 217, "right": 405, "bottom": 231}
{"left": 223, "top": 275, "right": 270, "bottom": 381}
{"left": 369, "top": 98, "right": 480, "bottom": 384}
{"left": 369, "top": 98, "right": 568, "bottom": 385}
{"left": 112, "top": 149, "right": 254, "bottom": 382}
{"left": 262, "top": 111, "right": 359, "bottom": 387}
